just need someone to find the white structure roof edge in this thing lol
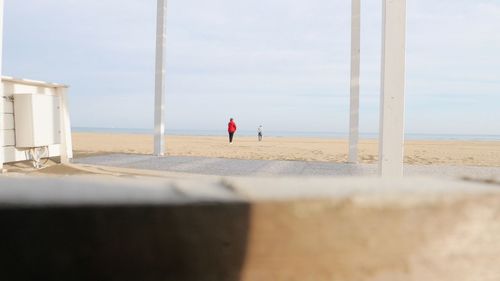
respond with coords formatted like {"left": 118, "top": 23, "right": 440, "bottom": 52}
{"left": 2, "top": 76, "right": 69, "bottom": 88}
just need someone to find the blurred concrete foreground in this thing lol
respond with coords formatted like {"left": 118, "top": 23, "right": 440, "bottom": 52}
{"left": 1, "top": 176, "right": 500, "bottom": 281}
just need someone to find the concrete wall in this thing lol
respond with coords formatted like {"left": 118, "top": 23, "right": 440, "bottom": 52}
{"left": 0, "top": 176, "right": 499, "bottom": 281}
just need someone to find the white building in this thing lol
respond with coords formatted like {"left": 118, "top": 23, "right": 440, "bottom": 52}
{"left": 0, "top": 1, "right": 72, "bottom": 170}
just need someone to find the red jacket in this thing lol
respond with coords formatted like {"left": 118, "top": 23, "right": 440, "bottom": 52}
{"left": 228, "top": 120, "right": 237, "bottom": 133}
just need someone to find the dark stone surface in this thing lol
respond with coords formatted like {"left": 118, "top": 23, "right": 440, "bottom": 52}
{"left": 0, "top": 204, "right": 250, "bottom": 281}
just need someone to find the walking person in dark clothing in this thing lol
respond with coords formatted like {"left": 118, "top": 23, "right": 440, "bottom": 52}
{"left": 258, "top": 125, "right": 263, "bottom": 141}
{"left": 228, "top": 118, "right": 237, "bottom": 144}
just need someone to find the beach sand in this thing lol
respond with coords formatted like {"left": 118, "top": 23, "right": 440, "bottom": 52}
{"left": 9, "top": 133, "right": 498, "bottom": 177}
{"left": 73, "top": 133, "right": 500, "bottom": 167}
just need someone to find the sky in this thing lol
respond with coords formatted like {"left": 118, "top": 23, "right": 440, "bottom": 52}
{"left": 3, "top": 0, "right": 500, "bottom": 135}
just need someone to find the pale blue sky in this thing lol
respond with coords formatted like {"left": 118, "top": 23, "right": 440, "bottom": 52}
{"left": 3, "top": 0, "right": 500, "bottom": 135}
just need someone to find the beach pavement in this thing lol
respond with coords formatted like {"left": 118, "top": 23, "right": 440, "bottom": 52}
{"left": 74, "top": 154, "right": 500, "bottom": 179}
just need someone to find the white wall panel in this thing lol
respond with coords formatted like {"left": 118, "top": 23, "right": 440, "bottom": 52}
{"left": 3, "top": 129, "right": 14, "bottom": 146}
{"left": 2, "top": 113, "right": 13, "bottom": 130}
{"left": 3, "top": 99, "right": 12, "bottom": 113}
{"left": 14, "top": 94, "right": 61, "bottom": 148}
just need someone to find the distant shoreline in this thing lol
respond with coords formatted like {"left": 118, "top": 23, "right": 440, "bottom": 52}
{"left": 72, "top": 127, "right": 500, "bottom": 142}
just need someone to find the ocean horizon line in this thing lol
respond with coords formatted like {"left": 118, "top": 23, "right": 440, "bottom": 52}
{"left": 72, "top": 127, "right": 500, "bottom": 141}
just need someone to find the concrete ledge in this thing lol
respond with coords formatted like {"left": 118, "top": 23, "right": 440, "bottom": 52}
{"left": 0, "top": 176, "right": 499, "bottom": 280}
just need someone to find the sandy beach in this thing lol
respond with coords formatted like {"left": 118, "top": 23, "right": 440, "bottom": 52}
{"left": 73, "top": 133, "right": 500, "bottom": 167}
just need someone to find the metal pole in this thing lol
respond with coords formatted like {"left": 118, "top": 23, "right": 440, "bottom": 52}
{"left": 57, "top": 87, "right": 74, "bottom": 164}
{"left": 154, "top": 0, "right": 167, "bottom": 156}
{"left": 348, "top": 0, "right": 361, "bottom": 164}
{"left": 379, "top": 0, "right": 407, "bottom": 177}
{"left": 0, "top": 0, "right": 5, "bottom": 171}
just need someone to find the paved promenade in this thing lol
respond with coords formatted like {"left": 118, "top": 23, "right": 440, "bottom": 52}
{"left": 74, "top": 154, "right": 500, "bottom": 179}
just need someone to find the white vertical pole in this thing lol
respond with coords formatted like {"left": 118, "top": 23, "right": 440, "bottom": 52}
{"left": 379, "top": 0, "right": 407, "bottom": 177}
{"left": 348, "top": 0, "right": 361, "bottom": 164}
{"left": 154, "top": 0, "right": 167, "bottom": 156}
{"left": 57, "top": 87, "right": 73, "bottom": 164}
{"left": 0, "top": 0, "right": 4, "bottom": 171}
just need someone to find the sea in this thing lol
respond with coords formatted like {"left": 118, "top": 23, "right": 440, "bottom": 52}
{"left": 72, "top": 127, "right": 500, "bottom": 141}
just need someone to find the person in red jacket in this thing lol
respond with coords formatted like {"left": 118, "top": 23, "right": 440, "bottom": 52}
{"left": 228, "top": 118, "right": 237, "bottom": 144}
